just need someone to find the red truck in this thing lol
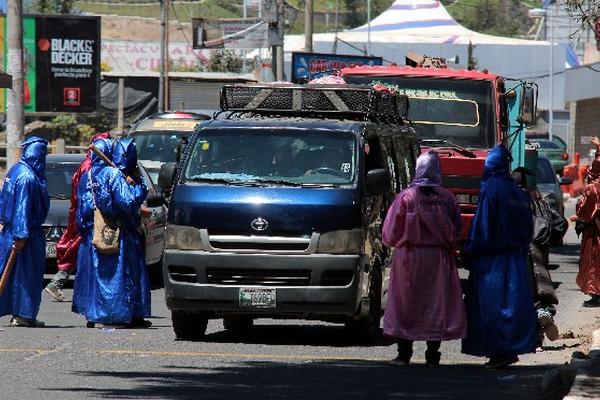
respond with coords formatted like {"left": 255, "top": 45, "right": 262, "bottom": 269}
{"left": 341, "top": 64, "right": 537, "bottom": 241}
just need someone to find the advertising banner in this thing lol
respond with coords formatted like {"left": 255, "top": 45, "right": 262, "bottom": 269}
{"left": 0, "top": 15, "right": 100, "bottom": 113}
{"left": 291, "top": 52, "right": 383, "bottom": 83}
{"left": 192, "top": 18, "right": 268, "bottom": 49}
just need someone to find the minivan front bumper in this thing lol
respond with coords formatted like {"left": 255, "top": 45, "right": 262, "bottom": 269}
{"left": 163, "top": 250, "right": 367, "bottom": 319}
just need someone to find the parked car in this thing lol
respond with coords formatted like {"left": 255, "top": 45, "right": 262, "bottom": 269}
{"left": 526, "top": 132, "right": 567, "bottom": 150}
{"left": 536, "top": 155, "right": 572, "bottom": 218}
{"left": 529, "top": 138, "right": 569, "bottom": 175}
{"left": 43, "top": 154, "right": 167, "bottom": 279}
{"left": 128, "top": 111, "right": 212, "bottom": 184}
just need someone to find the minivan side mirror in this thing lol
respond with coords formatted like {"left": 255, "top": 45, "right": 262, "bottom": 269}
{"left": 558, "top": 176, "right": 573, "bottom": 186}
{"left": 146, "top": 193, "right": 164, "bottom": 208}
{"left": 158, "top": 162, "right": 177, "bottom": 193}
{"left": 366, "top": 168, "right": 391, "bottom": 195}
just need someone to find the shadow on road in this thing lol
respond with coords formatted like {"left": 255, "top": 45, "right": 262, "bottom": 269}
{"left": 199, "top": 324, "right": 392, "bottom": 347}
{"left": 44, "top": 360, "right": 557, "bottom": 399}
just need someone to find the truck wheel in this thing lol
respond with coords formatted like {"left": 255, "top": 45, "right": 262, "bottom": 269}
{"left": 172, "top": 311, "right": 208, "bottom": 340}
{"left": 345, "top": 261, "right": 383, "bottom": 342}
{"left": 223, "top": 317, "right": 254, "bottom": 331}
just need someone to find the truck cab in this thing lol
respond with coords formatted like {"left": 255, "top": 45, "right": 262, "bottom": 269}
{"left": 341, "top": 65, "right": 537, "bottom": 240}
{"left": 158, "top": 84, "right": 419, "bottom": 340}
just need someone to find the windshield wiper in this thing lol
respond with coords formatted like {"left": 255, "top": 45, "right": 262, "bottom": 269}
{"left": 187, "top": 177, "right": 264, "bottom": 186}
{"left": 420, "top": 139, "right": 477, "bottom": 158}
{"left": 254, "top": 178, "right": 303, "bottom": 187}
{"left": 49, "top": 194, "right": 70, "bottom": 200}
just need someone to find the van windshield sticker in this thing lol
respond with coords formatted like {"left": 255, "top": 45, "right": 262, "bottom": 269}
{"left": 152, "top": 120, "right": 198, "bottom": 130}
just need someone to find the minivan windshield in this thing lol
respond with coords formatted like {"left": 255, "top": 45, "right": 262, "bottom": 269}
{"left": 46, "top": 162, "right": 79, "bottom": 199}
{"left": 344, "top": 75, "right": 496, "bottom": 149}
{"left": 134, "top": 131, "right": 184, "bottom": 163}
{"left": 184, "top": 129, "right": 357, "bottom": 186}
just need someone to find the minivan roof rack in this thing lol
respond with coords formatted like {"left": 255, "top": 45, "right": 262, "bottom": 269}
{"left": 219, "top": 83, "right": 408, "bottom": 123}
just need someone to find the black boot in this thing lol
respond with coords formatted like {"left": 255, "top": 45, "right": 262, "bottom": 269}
{"left": 391, "top": 339, "right": 413, "bottom": 365}
{"left": 425, "top": 341, "right": 441, "bottom": 366}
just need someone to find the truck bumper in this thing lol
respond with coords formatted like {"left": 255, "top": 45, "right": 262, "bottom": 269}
{"left": 163, "top": 250, "right": 367, "bottom": 319}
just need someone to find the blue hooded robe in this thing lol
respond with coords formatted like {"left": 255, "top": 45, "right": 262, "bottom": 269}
{"left": 72, "top": 138, "right": 145, "bottom": 324}
{"left": 112, "top": 137, "right": 150, "bottom": 319}
{"left": 0, "top": 137, "right": 50, "bottom": 320}
{"left": 462, "top": 145, "right": 537, "bottom": 357}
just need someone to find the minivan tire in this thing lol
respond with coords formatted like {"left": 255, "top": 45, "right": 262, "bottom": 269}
{"left": 345, "top": 261, "right": 383, "bottom": 342}
{"left": 223, "top": 317, "right": 254, "bottom": 331}
{"left": 172, "top": 311, "right": 208, "bottom": 340}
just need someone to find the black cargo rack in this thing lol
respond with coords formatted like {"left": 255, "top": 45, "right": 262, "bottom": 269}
{"left": 219, "top": 84, "right": 408, "bottom": 122}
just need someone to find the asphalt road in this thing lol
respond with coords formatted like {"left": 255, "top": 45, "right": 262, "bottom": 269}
{"left": 0, "top": 200, "right": 598, "bottom": 400}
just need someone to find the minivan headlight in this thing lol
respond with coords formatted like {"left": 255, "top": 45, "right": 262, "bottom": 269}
{"left": 316, "top": 229, "right": 364, "bottom": 254}
{"left": 165, "top": 225, "right": 202, "bottom": 250}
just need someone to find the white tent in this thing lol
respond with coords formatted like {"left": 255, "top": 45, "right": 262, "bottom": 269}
{"left": 285, "top": 0, "right": 580, "bottom": 111}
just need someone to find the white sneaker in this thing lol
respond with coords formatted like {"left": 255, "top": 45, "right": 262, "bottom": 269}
{"left": 44, "top": 286, "right": 65, "bottom": 302}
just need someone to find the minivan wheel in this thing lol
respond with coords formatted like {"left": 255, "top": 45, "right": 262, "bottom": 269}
{"left": 172, "top": 311, "right": 208, "bottom": 340}
{"left": 345, "top": 262, "right": 383, "bottom": 342}
{"left": 223, "top": 317, "right": 254, "bottom": 331}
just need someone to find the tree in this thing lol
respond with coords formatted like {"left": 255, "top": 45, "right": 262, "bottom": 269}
{"left": 564, "top": 0, "right": 600, "bottom": 40}
{"left": 33, "top": 0, "right": 76, "bottom": 14}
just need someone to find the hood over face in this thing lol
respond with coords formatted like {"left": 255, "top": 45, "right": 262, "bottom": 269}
{"left": 482, "top": 145, "right": 511, "bottom": 183}
{"left": 410, "top": 151, "right": 441, "bottom": 187}
{"left": 91, "top": 138, "right": 114, "bottom": 175}
{"left": 85, "top": 132, "right": 111, "bottom": 160}
{"left": 21, "top": 136, "right": 48, "bottom": 183}
{"left": 112, "top": 137, "right": 137, "bottom": 176}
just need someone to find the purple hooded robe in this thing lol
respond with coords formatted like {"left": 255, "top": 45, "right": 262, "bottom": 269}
{"left": 382, "top": 151, "right": 467, "bottom": 341}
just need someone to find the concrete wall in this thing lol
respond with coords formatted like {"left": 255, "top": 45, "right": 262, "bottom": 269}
{"left": 571, "top": 97, "right": 600, "bottom": 163}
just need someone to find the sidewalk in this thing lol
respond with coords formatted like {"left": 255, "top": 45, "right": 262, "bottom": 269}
{"left": 563, "top": 328, "right": 600, "bottom": 400}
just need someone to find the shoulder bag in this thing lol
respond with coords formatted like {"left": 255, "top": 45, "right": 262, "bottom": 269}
{"left": 89, "top": 172, "right": 121, "bottom": 255}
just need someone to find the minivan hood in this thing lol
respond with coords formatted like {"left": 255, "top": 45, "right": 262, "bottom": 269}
{"left": 170, "top": 184, "right": 361, "bottom": 236}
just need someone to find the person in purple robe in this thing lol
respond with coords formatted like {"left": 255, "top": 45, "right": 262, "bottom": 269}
{"left": 382, "top": 151, "right": 466, "bottom": 366}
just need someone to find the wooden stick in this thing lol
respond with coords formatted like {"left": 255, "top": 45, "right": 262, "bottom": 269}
{"left": 0, "top": 247, "right": 19, "bottom": 299}
{"left": 89, "top": 144, "right": 134, "bottom": 185}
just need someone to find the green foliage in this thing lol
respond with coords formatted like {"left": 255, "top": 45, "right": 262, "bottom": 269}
{"left": 449, "top": 0, "right": 530, "bottom": 37}
{"left": 343, "top": 0, "right": 394, "bottom": 28}
{"left": 34, "top": 0, "right": 76, "bottom": 14}
{"left": 207, "top": 50, "right": 243, "bottom": 73}
{"left": 48, "top": 113, "right": 114, "bottom": 146}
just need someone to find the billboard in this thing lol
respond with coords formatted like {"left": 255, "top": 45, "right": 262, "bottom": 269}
{"left": 1, "top": 15, "right": 100, "bottom": 113}
{"left": 291, "top": 52, "right": 383, "bottom": 83}
{"left": 192, "top": 18, "right": 268, "bottom": 49}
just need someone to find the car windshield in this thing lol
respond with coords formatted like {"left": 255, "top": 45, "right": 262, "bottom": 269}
{"left": 134, "top": 131, "right": 184, "bottom": 163}
{"left": 184, "top": 129, "right": 357, "bottom": 186}
{"left": 536, "top": 159, "right": 556, "bottom": 184}
{"left": 46, "top": 163, "right": 79, "bottom": 199}
{"left": 532, "top": 139, "right": 561, "bottom": 149}
{"left": 344, "top": 75, "right": 496, "bottom": 149}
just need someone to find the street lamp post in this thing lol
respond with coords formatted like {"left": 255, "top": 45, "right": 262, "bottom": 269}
{"left": 528, "top": 7, "right": 553, "bottom": 140}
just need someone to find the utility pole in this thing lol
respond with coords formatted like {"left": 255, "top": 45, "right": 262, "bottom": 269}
{"left": 269, "top": 0, "right": 284, "bottom": 81}
{"left": 305, "top": 0, "right": 313, "bottom": 52}
{"left": 6, "top": 0, "right": 24, "bottom": 167}
{"left": 548, "top": 8, "right": 554, "bottom": 141}
{"left": 158, "top": 0, "right": 167, "bottom": 112}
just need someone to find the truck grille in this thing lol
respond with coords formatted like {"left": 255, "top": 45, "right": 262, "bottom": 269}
{"left": 206, "top": 268, "right": 311, "bottom": 286}
{"left": 44, "top": 226, "right": 65, "bottom": 242}
{"left": 320, "top": 270, "right": 354, "bottom": 286}
{"left": 168, "top": 265, "right": 197, "bottom": 283}
{"left": 205, "top": 233, "right": 316, "bottom": 253}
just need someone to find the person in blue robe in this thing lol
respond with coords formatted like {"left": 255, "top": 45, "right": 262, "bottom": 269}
{"left": 461, "top": 145, "right": 537, "bottom": 369}
{"left": 112, "top": 137, "right": 151, "bottom": 327}
{"left": 72, "top": 137, "right": 146, "bottom": 328}
{"left": 0, "top": 136, "right": 50, "bottom": 327}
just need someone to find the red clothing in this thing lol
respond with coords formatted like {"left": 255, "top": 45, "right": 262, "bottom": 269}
{"left": 55, "top": 132, "right": 111, "bottom": 272}
{"left": 576, "top": 182, "right": 600, "bottom": 296}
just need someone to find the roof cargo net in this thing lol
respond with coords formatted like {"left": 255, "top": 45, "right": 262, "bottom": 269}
{"left": 220, "top": 84, "right": 408, "bottom": 121}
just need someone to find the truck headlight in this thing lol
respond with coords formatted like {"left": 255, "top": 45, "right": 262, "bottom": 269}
{"left": 165, "top": 225, "right": 202, "bottom": 250}
{"left": 316, "top": 229, "right": 364, "bottom": 254}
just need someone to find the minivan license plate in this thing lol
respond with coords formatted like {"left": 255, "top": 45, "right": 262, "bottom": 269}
{"left": 239, "top": 288, "right": 276, "bottom": 308}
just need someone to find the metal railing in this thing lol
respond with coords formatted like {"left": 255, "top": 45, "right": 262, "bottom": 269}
{"left": 0, "top": 138, "right": 87, "bottom": 164}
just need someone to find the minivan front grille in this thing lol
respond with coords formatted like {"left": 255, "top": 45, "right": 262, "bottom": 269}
{"left": 206, "top": 268, "right": 311, "bottom": 286}
{"left": 204, "top": 233, "right": 316, "bottom": 253}
{"left": 320, "top": 270, "right": 354, "bottom": 286}
{"left": 209, "top": 240, "right": 309, "bottom": 252}
{"left": 168, "top": 265, "right": 197, "bottom": 283}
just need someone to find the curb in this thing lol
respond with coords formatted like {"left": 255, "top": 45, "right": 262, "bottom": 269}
{"left": 563, "top": 329, "right": 600, "bottom": 400}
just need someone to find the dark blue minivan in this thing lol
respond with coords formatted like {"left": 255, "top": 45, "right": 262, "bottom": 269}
{"left": 158, "top": 84, "right": 419, "bottom": 340}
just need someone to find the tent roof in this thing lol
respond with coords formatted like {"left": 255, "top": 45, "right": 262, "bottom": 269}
{"left": 286, "top": 0, "right": 548, "bottom": 48}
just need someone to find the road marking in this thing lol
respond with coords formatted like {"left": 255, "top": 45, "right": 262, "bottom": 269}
{"left": 0, "top": 348, "right": 56, "bottom": 354}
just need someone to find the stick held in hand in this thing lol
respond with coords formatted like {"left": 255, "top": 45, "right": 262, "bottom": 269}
{"left": 0, "top": 247, "right": 20, "bottom": 299}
